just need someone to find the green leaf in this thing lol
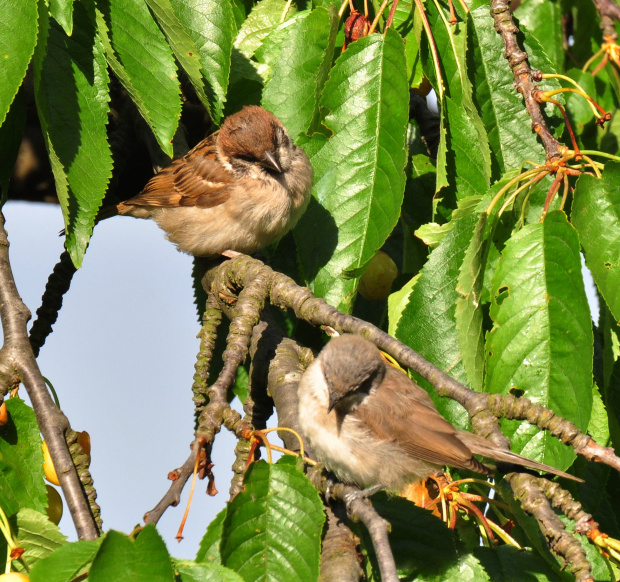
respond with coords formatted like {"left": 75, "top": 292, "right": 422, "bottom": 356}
{"left": 387, "top": 273, "right": 420, "bottom": 336}
{"left": 514, "top": 0, "right": 563, "bottom": 72}
{"left": 588, "top": 383, "right": 610, "bottom": 445}
{"left": 49, "top": 0, "right": 74, "bottom": 35}
{"left": 89, "top": 526, "right": 174, "bottom": 582}
{"left": 395, "top": 205, "right": 481, "bottom": 427}
{"left": 175, "top": 560, "right": 244, "bottom": 582}
{"left": 33, "top": 1, "right": 112, "bottom": 268}
{"left": 0, "top": 399, "right": 47, "bottom": 516}
{"left": 455, "top": 208, "right": 489, "bottom": 394}
{"left": 0, "top": 0, "right": 37, "bottom": 127}
{"left": 423, "top": 0, "right": 491, "bottom": 202}
{"left": 196, "top": 506, "right": 227, "bottom": 564}
{"left": 145, "top": 0, "right": 212, "bottom": 119}
{"left": 259, "top": 6, "right": 339, "bottom": 139}
{"left": 220, "top": 458, "right": 325, "bottom": 582}
{"left": 474, "top": 546, "right": 566, "bottom": 581}
{"left": 169, "top": 0, "right": 235, "bottom": 125}
{"left": 468, "top": 4, "right": 546, "bottom": 175}
{"left": 9, "top": 508, "right": 68, "bottom": 572}
{"left": 235, "top": 0, "right": 297, "bottom": 59}
{"left": 414, "top": 552, "right": 490, "bottom": 582}
{"left": 445, "top": 96, "right": 491, "bottom": 200}
{"left": 572, "top": 163, "right": 620, "bottom": 324}
{"left": 424, "top": 0, "right": 468, "bottom": 105}
{"left": 294, "top": 28, "right": 409, "bottom": 312}
{"left": 98, "top": 0, "right": 180, "bottom": 157}
{"left": 485, "top": 211, "right": 593, "bottom": 470}
{"left": 30, "top": 540, "right": 100, "bottom": 582}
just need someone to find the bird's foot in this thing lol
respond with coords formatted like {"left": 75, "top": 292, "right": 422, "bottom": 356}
{"left": 222, "top": 249, "right": 242, "bottom": 259}
{"left": 344, "top": 484, "right": 384, "bottom": 512}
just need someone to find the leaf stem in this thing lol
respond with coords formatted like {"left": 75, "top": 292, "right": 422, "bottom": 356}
{"left": 412, "top": 0, "right": 444, "bottom": 100}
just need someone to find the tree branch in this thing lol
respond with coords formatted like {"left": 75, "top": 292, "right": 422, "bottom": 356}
{"left": 490, "top": 0, "right": 563, "bottom": 162}
{"left": 0, "top": 210, "right": 99, "bottom": 539}
{"left": 505, "top": 473, "right": 594, "bottom": 582}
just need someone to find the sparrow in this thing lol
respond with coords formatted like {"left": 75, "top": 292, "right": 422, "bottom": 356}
{"left": 110, "top": 106, "right": 313, "bottom": 257}
{"left": 297, "top": 334, "right": 579, "bottom": 494}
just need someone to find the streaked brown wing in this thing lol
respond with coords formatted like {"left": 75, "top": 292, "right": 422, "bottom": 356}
{"left": 122, "top": 133, "right": 233, "bottom": 209}
{"left": 356, "top": 367, "right": 479, "bottom": 471}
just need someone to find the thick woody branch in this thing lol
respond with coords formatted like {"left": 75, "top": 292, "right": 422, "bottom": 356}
{"left": 486, "top": 393, "right": 620, "bottom": 470}
{"left": 192, "top": 293, "right": 223, "bottom": 415}
{"left": 308, "top": 467, "right": 396, "bottom": 582}
{"left": 490, "top": 0, "right": 563, "bottom": 162}
{"left": 591, "top": 0, "right": 620, "bottom": 40}
{"left": 505, "top": 473, "right": 594, "bottom": 582}
{"left": 320, "top": 506, "right": 363, "bottom": 582}
{"left": 0, "top": 211, "right": 98, "bottom": 540}
{"left": 537, "top": 479, "right": 595, "bottom": 534}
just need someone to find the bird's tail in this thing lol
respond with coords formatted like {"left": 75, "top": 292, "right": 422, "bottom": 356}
{"left": 458, "top": 431, "right": 583, "bottom": 482}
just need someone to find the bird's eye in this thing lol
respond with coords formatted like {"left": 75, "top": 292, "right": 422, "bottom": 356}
{"left": 274, "top": 127, "right": 290, "bottom": 149}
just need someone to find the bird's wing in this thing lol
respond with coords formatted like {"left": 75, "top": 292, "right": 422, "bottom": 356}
{"left": 121, "top": 133, "right": 233, "bottom": 210}
{"left": 356, "top": 367, "right": 489, "bottom": 474}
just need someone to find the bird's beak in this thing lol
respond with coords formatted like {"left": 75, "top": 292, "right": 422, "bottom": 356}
{"left": 327, "top": 392, "right": 339, "bottom": 414}
{"left": 262, "top": 151, "right": 282, "bottom": 173}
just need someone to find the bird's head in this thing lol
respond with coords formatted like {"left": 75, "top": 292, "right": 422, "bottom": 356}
{"left": 218, "top": 106, "right": 294, "bottom": 177}
{"left": 320, "top": 335, "right": 386, "bottom": 413}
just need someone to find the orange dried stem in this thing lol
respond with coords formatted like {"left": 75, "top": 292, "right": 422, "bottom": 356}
{"left": 541, "top": 173, "right": 564, "bottom": 220}
{"left": 252, "top": 431, "right": 273, "bottom": 464}
{"left": 559, "top": 172, "right": 570, "bottom": 212}
{"left": 448, "top": 0, "right": 457, "bottom": 24}
{"left": 175, "top": 441, "right": 202, "bottom": 542}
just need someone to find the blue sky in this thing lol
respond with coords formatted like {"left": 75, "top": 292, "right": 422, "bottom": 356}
{"left": 5, "top": 200, "right": 234, "bottom": 558}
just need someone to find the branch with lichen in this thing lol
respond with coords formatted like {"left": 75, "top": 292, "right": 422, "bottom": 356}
{"left": 145, "top": 254, "right": 620, "bottom": 579}
{"left": 486, "top": 393, "right": 620, "bottom": 471}
{"left": 505, "top": 472, "right": 594, "bottom": 582}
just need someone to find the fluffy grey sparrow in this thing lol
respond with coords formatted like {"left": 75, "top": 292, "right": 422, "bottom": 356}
{"left": 298, "top": 334, "right": 579, "bottom": 493}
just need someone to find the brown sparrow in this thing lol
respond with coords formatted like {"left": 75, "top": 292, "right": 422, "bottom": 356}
{"left": 298, "top": 334, "right": 579, "bottom": 494}
{"left": 112, "top": 106, "right": 313, "bottom": 257}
